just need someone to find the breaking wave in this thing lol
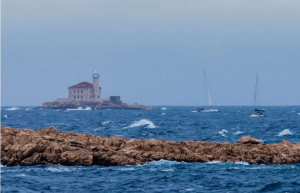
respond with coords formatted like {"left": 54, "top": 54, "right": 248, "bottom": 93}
{"left": 277, "top": 129, "right": 293, "bottom": 136}
{"left": 102, "top": 121, "right": 111, "bottom": 125}
{"left": 219, "top": 129, "right": 228, "bottom": 137}
{"left": 235, "top": 131, "right": 244, "bottom": 135}
{"left": 3, "top": 115, "right": 8, "bottom": 118}
{"left": 147, "top": 159, "right": 184, "bottom": 166}
{"left": 4, "top": 107, "right": 20, "bottom": 111}
{"left": 67, "top": 107, "right": 91, "bottom": 111}
{"left": 124, "top": 119, "right": 157, "bottom": 129}
{"left": 161, "top": 107, "right": 167, "bottom": 110}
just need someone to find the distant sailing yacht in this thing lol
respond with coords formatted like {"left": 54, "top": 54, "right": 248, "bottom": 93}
{"left": 197, "top": 71, "right": 218, "bottom": 112}
{"left": 250, "top": 73, "right": 265, "bottom": 117}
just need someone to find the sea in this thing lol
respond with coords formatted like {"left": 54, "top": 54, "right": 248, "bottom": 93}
{"left": 1, "top": 106, "right": 300, "bottom": 192}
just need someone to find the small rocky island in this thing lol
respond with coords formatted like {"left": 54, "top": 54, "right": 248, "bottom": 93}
{"left": 2, "top": 126, "right": 300, "bottom": 167}
{"left": 38, "top": 101, "right": 154, "bottom": 110}
{"left": 37, "top": 71, "right": 154, "bottom": 110}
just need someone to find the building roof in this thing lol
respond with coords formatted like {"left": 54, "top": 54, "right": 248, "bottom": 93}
{"left": 69, "top": 82, "right": 93, "bottom": 89}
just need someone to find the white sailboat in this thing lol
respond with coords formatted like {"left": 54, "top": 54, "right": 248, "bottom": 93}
{"left": 197, "top": 71, "right": 218, "bottom": 112}
{"left": 250, "top": 73, "right": 265, "bottom": 117}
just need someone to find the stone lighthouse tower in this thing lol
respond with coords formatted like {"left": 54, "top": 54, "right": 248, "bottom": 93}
{"left": 92, "top": 71, "right": 101, "bottom": 99}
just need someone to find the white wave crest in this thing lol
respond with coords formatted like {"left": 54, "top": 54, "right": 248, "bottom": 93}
{"left": 162, "top": 169, "right": 174, "bottom": 172}
{"left": 161, "top": 107, "right": 167, "bottom": 110}
{"left": 235, "top": 131, "right": 244, "bottom": 135}
{"left": 3, "top": 115, "right": 8, "bottom": 118}
{"left": 191, "top": 111, "right": 197, "bottom": 113}
{"left": 277, "top": 129, "right": 293, "bottom": 136}
{"left": 298, "top": 113, "right": 300, "bottom": 116}
{"left": 147, "top": 159, "right": 184, "bottom": 166}
{"left": 235, "top": 161, "right": 249, "bottom": 165}
{"left": 117, "top": 167, "right": 136, "bottom": 171}
{"left": 16, "top": 174, "right": 26, "bottom": 177}
{"left": 207, "top": 161, "right": 221, "bottom": 164}
{"left": 67, "top": 107, "right": 91, "bottom": 111}
{"left": 25, "top": 108, "right": 30, "bottom": 111}
{"left": 5, "top": 107, "right": 20, "bottom": 111}
{"left": 161, "top": 113, "right": 165, "bottom": 115}
{"left": 218, "top": 129, "right": 228, "bottom": 137}
{"left": 102, "top": 121, "right": 111, "bottom": 125}
{"left": 47, "top": 167, "right": 74, "bottom": 172}
{"left": 124, "top": 119, "right": 156, "bottom": 129}
{"left": 186, "top": 188, "right": 194, "bottom": 191}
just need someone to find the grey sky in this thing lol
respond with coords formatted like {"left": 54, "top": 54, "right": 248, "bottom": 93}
{"left": 2, "top": 0, "right": 300, "bottom": 106}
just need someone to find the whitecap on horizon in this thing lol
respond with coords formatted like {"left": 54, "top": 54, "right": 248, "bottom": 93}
{"left": 4, "top": 107, "right": 20, "bottom": 111}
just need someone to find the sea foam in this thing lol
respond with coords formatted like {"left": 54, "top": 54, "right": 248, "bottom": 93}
{"left": 277, "top": 129, "right": 293, "bottom": 136}
{"left": 124, "top": 119, "right": 156, "bottom": 129}
{"left": 161, "top": 107, "right": 167, "bottom": 110}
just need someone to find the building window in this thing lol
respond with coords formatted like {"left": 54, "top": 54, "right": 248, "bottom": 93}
{"left": 81, "top": 96, "right": 83, "bottom": 98}
{"left": 74, "top": 90, "right": 76, "bottom": 93}
{"left": 90, "top": 90, "right": 91, "bottom": 93}
{"left": 78, "top": 90, "right": 79, "bottom": 93}
{"left": 98, "top": 96, "right": 99, "bottom": 98}
{"left": 78, "top": 96, "right": 79, "bottom": 98}
{"left": 90, "top": 96, "right": 91, "bottom": 98}
{"left": 74, "top": 96, "right": 75, "bottom": 98}
{"left": 81, "top": 90, "right": 83, "bottom": 93}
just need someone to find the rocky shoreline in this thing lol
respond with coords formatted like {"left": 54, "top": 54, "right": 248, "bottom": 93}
{"left": 1, "top": 126, "right": 300, "bottom": 167}
{"left": 37, "top": 101, "right": 155, "bottom": 110}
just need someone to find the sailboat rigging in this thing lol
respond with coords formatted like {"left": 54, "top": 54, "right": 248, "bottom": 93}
{"left": 197, "top": 71, "right": 218, "bottom": 112}
{"left": 250, "top": 73, "right": 265, "bottom": 117}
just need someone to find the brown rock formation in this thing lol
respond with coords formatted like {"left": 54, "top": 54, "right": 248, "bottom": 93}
{"left": 1, "top": 126, "right": 300, "bottom": 167}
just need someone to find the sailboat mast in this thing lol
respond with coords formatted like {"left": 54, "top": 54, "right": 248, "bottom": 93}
{"left": 203, "top": 71, "right": 211, "bottom": 108}
{"left": 253, "top": 73, "right": 258, "bottom": 108}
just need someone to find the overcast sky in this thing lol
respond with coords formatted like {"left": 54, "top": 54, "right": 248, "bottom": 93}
{"left": 2, "top": 0, "right": 300, "bottom": 106}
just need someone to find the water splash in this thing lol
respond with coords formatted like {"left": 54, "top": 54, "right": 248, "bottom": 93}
{"left": 277, "top": 129, "right": 293, "bottom": 136}
{"left": 124, "top": 119, "right": 156, "bottom": 129}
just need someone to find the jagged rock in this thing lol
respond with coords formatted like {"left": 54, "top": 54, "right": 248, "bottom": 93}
{"left": 238, "top": 136, "right": 262, "bottom": 144}
{"left": 1, "top": 126, "right": 300, "bottom": 167}
{"left": 36, "top": 101, "right": 154, "bottom": 110}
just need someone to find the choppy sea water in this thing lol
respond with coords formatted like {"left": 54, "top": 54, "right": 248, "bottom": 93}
{"left": 1, "top": 106, "right": 300, "bottom": 192}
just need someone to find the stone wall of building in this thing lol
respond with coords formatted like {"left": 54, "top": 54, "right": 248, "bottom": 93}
{"left": 68, "top": 88, "right": 94, "bottom": 100}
